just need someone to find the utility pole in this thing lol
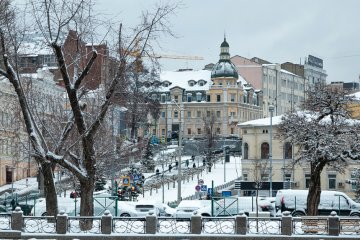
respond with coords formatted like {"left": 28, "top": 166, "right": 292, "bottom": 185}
{"left": 269, "top": 105, "right": 274, "bottom": 197}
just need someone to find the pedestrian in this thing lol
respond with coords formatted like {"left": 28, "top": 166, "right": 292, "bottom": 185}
{"left": 11, "top": 199, "right": 16, "bottom": 210}
{"left": 193, "top": 163, "right": 196, "bottom": 168}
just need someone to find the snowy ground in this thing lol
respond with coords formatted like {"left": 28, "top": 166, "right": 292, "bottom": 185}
{"left": 137, "top": 146, "right": 242, "bottom": 204}
{"left": 0, "top": 145, "right": 242, "bottom": 206}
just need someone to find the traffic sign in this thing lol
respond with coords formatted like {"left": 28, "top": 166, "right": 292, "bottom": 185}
{"left": 133, "top": 174, "right": 141, "bottom": 183}
{"left": 234, "top": 180, "right": 241, "bottom": 190}
{"left": 122, "top": 176, "right": 130, "bottom": 186}
{"left": 198, "top": 179, "right": 204, "bottom": 185}
{"left": 207, "top": 188, "right": 213, "bottom": 195}
{"left": 200, "top": 185, "right": 207, "bottom": 192}
{"left": 195, "top": 185, "right": 201, "bottom": 192}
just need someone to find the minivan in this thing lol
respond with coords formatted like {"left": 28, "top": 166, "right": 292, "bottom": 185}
{"left": 275, "top": 189, "right": 360, "bottom": 216}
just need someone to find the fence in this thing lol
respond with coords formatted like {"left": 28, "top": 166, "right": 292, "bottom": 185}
{"left": 2, "top": 207, "right": 360, "bottom": 237}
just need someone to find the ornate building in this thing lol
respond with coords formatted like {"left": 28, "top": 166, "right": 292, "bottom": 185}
{"left": 148, "top": 38, "right": 263, "bottom": 141}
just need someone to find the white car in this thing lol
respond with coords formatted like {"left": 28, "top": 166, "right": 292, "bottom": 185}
{"left": 117, "top": 201, "right": 175, "bottom": 217}
{"left": 193, "top": 197, "right": 273, "bottom": 217}
{"left": 31, "top": 197, "right": 80, "bottom": 216}
{"left": 174, "top": 200, "right": 211, "bottom": 219}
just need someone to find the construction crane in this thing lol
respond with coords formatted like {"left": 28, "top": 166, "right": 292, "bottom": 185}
{"left": 149, "top": 54, "right": 203, "bottom": 60}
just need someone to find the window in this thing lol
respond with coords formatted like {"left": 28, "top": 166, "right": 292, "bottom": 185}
{"left": 174, "top": 111, "right": 178, "bottom": 118}
{"left": 243, "top": 173, "right": 248, "bottom": 181}
{"left": 243, "top": 143, "right": 249, "bottom": 159}
{"left": 261, "top": 142, "right": 269, "bottom": 159}
{"left": 174, "top": 95, "right": 178, "bottom": 103}
{"left": 162, "top": 129, "right": 165, "bottom": 135}
{"left": 187, "top": 111, "right": 191, "bottom": 118}
{"left": 216, "top": 111, "right": 221, "bottom": 118}
{"left": 197, "top": 111, "right": 201, "bottom": 118}
{"left": 189, "top": 82, "right": 194, "bottom": 86}
{"left": 216, "top": 128, "right": 220, "bottom": 134}
{"left": 328, "top": 174, "right": 336, "bottom": 189}
{"left": 305, "top": 174, "right": 311, "bottom": 188}
{"left": 261, "top": 174, "right": 269, "bottom": 181}
{"left": 230, "top": 112, "right": 235, "bottom": 117}
{"left": 197, "top": 128, "right": 201, "bottom": 134}
{"left": 187, "top": 128, "right": 191, "bottom": 134}
{"left": 152, "top": 129, "right": 156, "bottom": 135}
{"left": 230, "top": 94, "right": 235, "bottom": 102}
{"left": 230, "top": 128, "right": 234, "bottom": 134}
{"left": 187, "top": 94, "right": 192, "bottom": 102}
{"left": 207, "top": 111, "right": 211, "bottom": 117}
{"left": 151, "top": 94, "right": 157, "bottom": 100}
{"left": 284, "top": 173, "right": 292, "bottom": 182}
{"left": 284, "top": 142, "right": 292, "bottom": 159}
{"left": 206, "top": 95, "right": 211, "bottom": 102}
{"left": 216, "top": 95, "right": 221, "bottom": 102}
{"left": 351, "top": 171, "right": 358, "bottom": 190}
{"left": 161, "top": 111, "right": 165, "bottom": 118}
{"left": 161, "top": 94, "right": 166, "bottom": 103}
{"left": 196, "top": 92, "right": 202, "bottom": 102}
{"left": 218, "top": 80, "right": 222, "bottom": 86}
{"left": 199, "top": 81, "right": 204, "bottom": 86}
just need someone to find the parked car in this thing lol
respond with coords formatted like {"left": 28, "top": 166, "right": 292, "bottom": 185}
{"left": 31, "top": 197, "right": 80, "bottom": 216}
{"left": 275, "top": 189, "right": 360, "bottom": 216}
{"left": 174, "top": 200, "right": 211, "bottom": 218}
{"left": 193, "top": 197, "right": 273, "bottom": 217}
{"left": 118, "top": 201, "right": 176, "bottom": 217}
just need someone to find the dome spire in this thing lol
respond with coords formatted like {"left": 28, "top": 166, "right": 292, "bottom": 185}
{"left": 220, "top": 36, "right": 230, "bottom": 61}
{"left": 211, "top": 36, "right": 238, "bottom": 79}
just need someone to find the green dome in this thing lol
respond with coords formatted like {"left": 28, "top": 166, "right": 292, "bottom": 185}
{"left": 220, "top": 39, "right": 229, "bottom": 47}
{"left": 211, "top": 61, "right": 239, "bottom": 79}
{"left": 211, "top": 37, "right": 238, "bottom": 79}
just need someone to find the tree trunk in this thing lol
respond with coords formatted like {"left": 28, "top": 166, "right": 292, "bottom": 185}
{"left": 306, "top": 162, "right": 324, "bottom": 216}
{"left": 79, "top": 178, "right": 95, "bottom": 230}
{"left": 41, "top": 161, "right": 58, "bottom": 217}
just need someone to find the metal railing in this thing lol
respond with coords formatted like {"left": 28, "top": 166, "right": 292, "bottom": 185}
{"left": 202, "top": 217, "right": 235, "bottom": 234}
{"left": 157, "top": 217, "right": 191, "bottom": 234}
{"left": 23, "top": 216, "right": 56, "bottom": 233}
{"left": 6, "top": 207, "right": 360, "bottom": 237}
{"left": 0, "top": 213, "right": 11, "bottom": 230}
{"left": 112, "top": 217, "right": 146, "bottom": 234}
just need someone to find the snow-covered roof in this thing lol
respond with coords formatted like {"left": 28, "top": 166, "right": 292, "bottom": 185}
{"left": 238, "top": 115, "right": 283, "bottom": 128}
{"left": 159, "top": 69, "right": 249, "bottom": 92}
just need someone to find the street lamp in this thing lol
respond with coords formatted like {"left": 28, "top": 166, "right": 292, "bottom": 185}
{"left": 268, "top": 105, "right": 275, "bottom": 197}
{"left": 172, "top": 100, "right": 183, "bottom": 203}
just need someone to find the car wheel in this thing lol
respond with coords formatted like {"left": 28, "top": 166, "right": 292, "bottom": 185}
{"left": 120, "top": 213, "right": 131, "bottom": 217}
{"left": 292, "top": 211, "right": 305, "bottom": 217}
{"left": 350, "top": 213, "right": 360, "bottom": 217}
{"left": 41, "top": 212, "right": 47, "bottom": 216}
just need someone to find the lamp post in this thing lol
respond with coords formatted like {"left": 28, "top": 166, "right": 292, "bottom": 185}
{"left": 172, "top": 100, "right": 183, "bottom": 203}
{"left": 268, "top": 105, "right": 275, "bottom": 197}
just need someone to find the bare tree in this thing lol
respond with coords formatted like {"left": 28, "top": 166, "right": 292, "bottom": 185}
{"left": 203, "top": 111, "right": 220, "bottom": 172}
{"left": 0, "top": 0, "right": 177, "bottom": 225}
{"left": 277, "top": 82, "right": 360, "bottom": 215}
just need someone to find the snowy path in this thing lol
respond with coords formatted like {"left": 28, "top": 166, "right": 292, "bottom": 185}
{"left": 138, "top": 154, "right": 242, "bottom": 203}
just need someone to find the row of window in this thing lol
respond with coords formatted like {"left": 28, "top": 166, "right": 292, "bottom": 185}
{"left": 0, "top": 138, "right": 19, "bottom": 156}
{"left": 161, "top": 110, "right": 237, "bottom": 119}
{"left": 0, "top": 111, "right": 14, "bottom": 128}
{"left": 243, "top": 142, "right": 293, "bottom": 159}
{"left": 155, "top": 92, "right": 260, "bottom": 105}
{"left": 242, "top": 172, "right": 341, "bottom": 190}
{"left": 159, "top": 127, "right": 236, "bottom": 136}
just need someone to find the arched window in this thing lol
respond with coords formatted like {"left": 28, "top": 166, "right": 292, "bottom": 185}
{"left": 244, "top": 143, "right": 249, "bottom": 159}
{"left": 284, "top": 142, "right": 292, "bottom": 159}
{"left": 261, "top": 142, "right": 269, "bottom": 159}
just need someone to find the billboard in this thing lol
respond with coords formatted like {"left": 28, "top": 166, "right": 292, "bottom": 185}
{"left": 308, "top": 55, "right": 323, "bottom": 69}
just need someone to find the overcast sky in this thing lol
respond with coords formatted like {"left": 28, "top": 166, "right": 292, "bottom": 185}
{"left": 94, "top": 0, "right": 360, "bottom": 83}
{"left": 10, "top": 0, "right": 347, "bottom": 84}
